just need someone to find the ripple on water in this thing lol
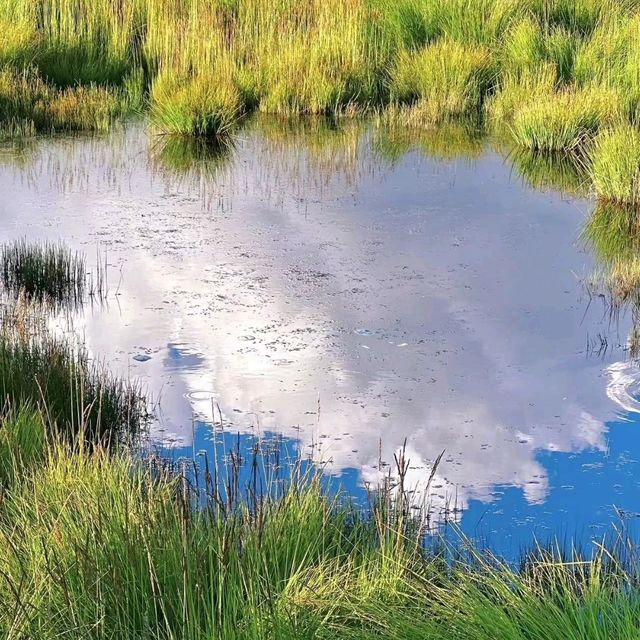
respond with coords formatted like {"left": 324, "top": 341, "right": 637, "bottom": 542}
{"left": 185, "top": 390, "right": 218, "bottom": 402}
{"left": 606, "top": 361, "right": 640, "bottom": 415}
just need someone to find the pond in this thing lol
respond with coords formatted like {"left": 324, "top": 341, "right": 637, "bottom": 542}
{"left": 1, "top": 119, "right": 639, "bottom": 557}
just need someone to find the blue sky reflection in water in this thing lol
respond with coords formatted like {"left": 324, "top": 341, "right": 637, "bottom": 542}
{"left": 0, "top": 122, "right": 639, "bottom": 557}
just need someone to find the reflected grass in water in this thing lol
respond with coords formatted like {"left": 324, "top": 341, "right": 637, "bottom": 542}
{"left": 373, "top": 117, "right": 485, "bottom": 162}
{"left": 583, "top": 201, "right": 640, "bottom": 357}
{"left": 151, "top": 134, "right": 235, "bottom": 179}
{"left": 508, "top": 147, "right": 589, "bottom": 196}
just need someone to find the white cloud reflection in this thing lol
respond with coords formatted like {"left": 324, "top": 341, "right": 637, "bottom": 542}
{"left": 0, "top": 124, "right": 638, "bottom": 524}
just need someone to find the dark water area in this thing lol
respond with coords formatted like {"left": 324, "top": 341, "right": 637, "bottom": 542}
{"left": 1, "top": 120, "right": 639, "bottom": 558}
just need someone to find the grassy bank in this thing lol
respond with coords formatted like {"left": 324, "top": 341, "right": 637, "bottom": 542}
{"left": 0, "top": 1, "right": 640, "bottom": 195}
{"left": 0, "top": 0, "right": 640, "bottom": 204}
{"left": 0, "top": 407, "right": 640, "bottom": 639}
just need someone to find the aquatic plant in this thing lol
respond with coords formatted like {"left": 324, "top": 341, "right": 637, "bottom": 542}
{"left": 391, "top": 40, "right": 495, "bottom": 125}
{"left": 590, "top": 126, "right": 640, "bottom": 206}
{"left": 0, "top": 330, "right": 144, "bottom": 443}
{"left": 1, "top": 239, "right": 87, "bottom": 305}
{"left": 0, "top": 66, "right": 129, "bottom": 137}
{"left": 510, "top": 85, "right": 625, "bottom": 152}
{"left": 151, "top": 69, "right": 243, "bottom": 137}
{"left": 0, "top": 0, "right": 639, "bottom": 147}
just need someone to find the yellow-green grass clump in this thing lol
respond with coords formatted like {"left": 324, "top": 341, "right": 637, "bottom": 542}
{"left": 500, "top": 18, "right": 578, "bottom": 84}
{"left": 574, "top": 13, "right": 640, "bottom": 91}
{"left": 391, "top": 40, "right": 495, "bottom": 126}
{"left": 434, "top": 0, "right": 526, "bottom": 45}
{"left": 0, "top": 66, "right": 128, "bottom": 137}
{"left": 510, "top": 85, "right": 626, "bottom": 152}
{"left": 150, "top": 70, "right": 243, "bottom": 137}
{"left": 529, "top": 0, "right": 634, "bottom": 35}
{"left": 256, "top": 0, "right": 385, "bottom": 115}
{"left": 487, "top": 64, "right": 557, "bottom": 127}
{"left": 590, "top": 126, "right": 640, "bottom": 206}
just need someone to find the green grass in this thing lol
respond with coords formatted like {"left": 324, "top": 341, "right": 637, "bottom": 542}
{"left": 590, "top": 125, "right": 640, "bottom": 205}
{"left": 0, "top": 328, "right": 144, "bottom": 444}
{"left": 391, "top": 40, "right": 495, "bottom": 125}
{"left": 151, "top": 69, "right": 243, "bottom": 137}
{"left": 1, "top": 417, "right": 640, "bottom": 639}
{"left": 0, "top": 0, "right": 639, "bottom": 181}
{"left": 0, "top": 405, "right": 46, "bottom": 488}
{"left": 0, "top": 66, "right": 131, "bottom": 137}
{"left": 1, "top": 239, "right": 87, "bottom": 305}
{"left": 510, "top": 85, "right": 625, "bottom": 152}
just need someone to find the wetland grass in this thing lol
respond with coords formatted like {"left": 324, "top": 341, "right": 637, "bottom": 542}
{"left": 150, "top": 70, "right": 243, "bottom": 138}
{"left": 0, "top": 330, "right": 144, "bottom": 443}
{"left": 1, "top": 239, "right": 87, "bottom": 305}
{"left": 1, "top": 420, "right": 640, "bottom": 639}
{"left": 590, "top": 126, "right": 640, "bottom": 206}
{"left": 391, "top": 40, "right": 495, "bottom": 126}
{"left": 510, "top": 85, "right": 624, "bottom": 153}
{"left": 2, "top": 0, "right": 640, "bottom": 156}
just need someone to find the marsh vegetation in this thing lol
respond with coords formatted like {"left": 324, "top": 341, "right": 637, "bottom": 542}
{"left": 3, "top": 2, "right": 640, "bottom": 638}
{"left": 1, "top": 0, "right": 640, "bottom": 202}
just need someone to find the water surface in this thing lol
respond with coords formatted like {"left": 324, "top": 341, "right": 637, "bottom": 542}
{"left": 2, "top": 121, "right": 639, "bottom": 556}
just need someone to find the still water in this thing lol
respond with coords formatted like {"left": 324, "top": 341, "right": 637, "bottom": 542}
{"left": 1, "top": 120, "right": 639, "bottom": 556}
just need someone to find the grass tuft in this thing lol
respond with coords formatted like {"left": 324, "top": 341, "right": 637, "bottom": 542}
{"left": 391, "top": 40, "right": 495, "bottom": 125}
{"left": 510, "top": 85, "right": 625, "bottom": 152}
{"left": 151, "top": 69, "right": 243, "bottom": 137}
{"left": 590, "top": 125, "right": 640, "bottom": 206}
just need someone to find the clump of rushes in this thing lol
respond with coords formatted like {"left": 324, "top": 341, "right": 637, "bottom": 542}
{"left": 391, "top": 40, "right": 495, "bottom": 126}
{"left": 590, "top": 126, "right": 640, "bottom": 206}
{"left": 0, "top": 331, "right": 144, "bottom": 444}
{"left": 487, "top": 64, "right": 557, "bottom": 126}
{"left": 511, "top": 85, "right": 625, "bottom": 152}
{"left": 1, "top": 239, "right": 86, "bottom": 306}
{"left": 151, "top": 70, "right": 243, "bottom": 137}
